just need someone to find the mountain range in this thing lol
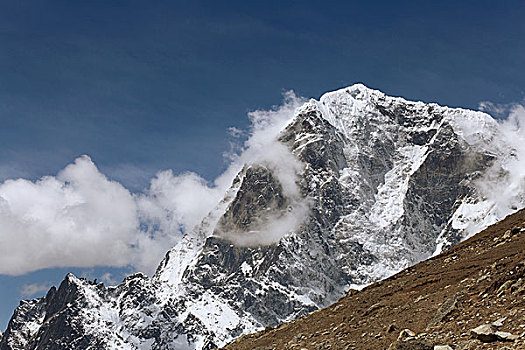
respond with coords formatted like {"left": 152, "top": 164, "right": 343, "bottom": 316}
{"left": 1, "top": 84, "right": 523, "bottom": 350}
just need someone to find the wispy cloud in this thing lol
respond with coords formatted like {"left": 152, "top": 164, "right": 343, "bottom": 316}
{"left": 20, "top": 282, "right": 51, "bottom": 298}
{"left": 99, "top": 272, "right": 119, "bottom": 286}
{"left": 478, "top": 100, "right": 518, "bottom": 118}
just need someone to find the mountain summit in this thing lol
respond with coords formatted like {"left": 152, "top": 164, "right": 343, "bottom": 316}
{"left": 1, "top": 84, "right": 523, "bottom": 350}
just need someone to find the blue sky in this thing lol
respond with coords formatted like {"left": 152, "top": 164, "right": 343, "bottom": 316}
{"left": 1, "top": 0, "right": 524, "bottom": 330}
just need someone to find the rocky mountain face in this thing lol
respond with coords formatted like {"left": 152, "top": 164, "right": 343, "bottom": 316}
{"left": 1, "top": 84, "right": 521, "bottom": 350}
{"left": 224, "top": 208, "right": 525, "bottom": 350}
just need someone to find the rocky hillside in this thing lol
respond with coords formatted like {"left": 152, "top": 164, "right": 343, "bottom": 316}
{"left": 224, "top": 209, "right": 525, "bottom": 350}
{"left": 1, "top": 84, "right": 524, "bottom": 349}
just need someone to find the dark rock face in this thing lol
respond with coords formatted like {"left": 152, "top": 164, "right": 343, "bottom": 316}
{"left": 216, "top": 166, "right": 287, "bottom": 234}
{"left": 27, "top": 281, "right": 95, "bottom": 350}
{"left": 279, "top": 110, "right": 347, "bottom": 174}
{"left": 0, "top": 299, "right": 46, "bottom": 350}
{"left": 1, "top": 85, "right": 512, "bottom": 349}
{"left": 402, "top": 123, "right": 492, "bottom": 255}
{"left": 0, "top": 275, "right": 99, "bottom": 350}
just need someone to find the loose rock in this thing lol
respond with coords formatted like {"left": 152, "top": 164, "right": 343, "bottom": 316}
{"left": 491, "top": 316, "right": 506, "bottom": 328}
{"left": 471, "top": 324, "right": 498, "bottom": 342}
{"left": 397, "top": 328, "right": 416, "bottom": 341}
{"left": 470, "top": 324, "right": 519, "bottom": 342}
{"left": 434, "top": 346, "right": 453, "bottom": 350}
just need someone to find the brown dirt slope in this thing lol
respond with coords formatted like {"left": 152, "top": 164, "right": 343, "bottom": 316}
{"left": 223, "top": 209, "right": 525, "bottom": 350}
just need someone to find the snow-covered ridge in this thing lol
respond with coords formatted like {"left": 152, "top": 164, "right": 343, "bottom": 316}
{"left": 2, "top": 83, "right": 524, "bottom": 350}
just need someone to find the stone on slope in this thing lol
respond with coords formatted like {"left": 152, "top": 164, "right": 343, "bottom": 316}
{"left": 470, "top": 324, "right": 519, "bottom": 342}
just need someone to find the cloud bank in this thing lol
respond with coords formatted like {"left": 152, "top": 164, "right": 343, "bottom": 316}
{"left": 0, "top": 92, "right": 306, "bottom": 276}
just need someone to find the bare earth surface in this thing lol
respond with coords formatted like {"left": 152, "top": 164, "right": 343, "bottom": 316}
{"left": 223, "top": 209, "right": 525, "bottom": 350}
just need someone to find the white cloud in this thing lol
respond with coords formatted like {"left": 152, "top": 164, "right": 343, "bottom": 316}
{"left": 133, "top": 170, "right": 226, "bottom": 272}
{"left": 0, "top": 91, "right": 308, "bottom": 276}
{"left": 477, "top": 103, "right": 525, "bottom": 213}
{"left": 20, "top": 282, "right": 51, "bottom": 298}
{"left": 0, "top": 156, "right": 139, "bottom": 275}
{"left": 137, "top": 171, "right": 224, "bottom": 236}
